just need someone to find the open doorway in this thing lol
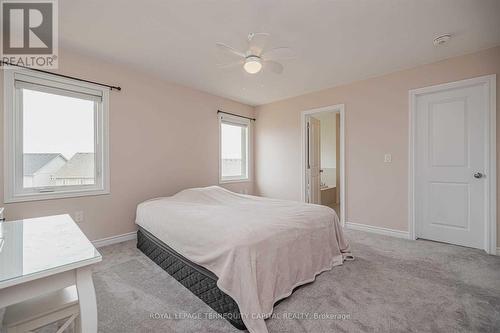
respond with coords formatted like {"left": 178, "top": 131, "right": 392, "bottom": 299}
{"left": 301, "top": 105, "right": 345, "bottom": 225}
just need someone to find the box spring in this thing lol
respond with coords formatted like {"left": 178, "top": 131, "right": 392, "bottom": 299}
{"left": 136, "top": 227, "right": 246, "bottom": 330}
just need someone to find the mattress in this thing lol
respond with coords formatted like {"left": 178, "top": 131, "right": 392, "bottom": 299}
{"left": 136, "top": 227, "right": 246, "bottom": 330}
{"left": 136, "top": 186, "right": 352, "bottom": 333}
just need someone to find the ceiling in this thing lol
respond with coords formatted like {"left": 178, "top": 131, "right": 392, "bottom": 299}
{"left": 59, "top": 0, "right": 500, "bottom": 106}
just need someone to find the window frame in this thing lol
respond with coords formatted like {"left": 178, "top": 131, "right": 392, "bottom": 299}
{"left": 218, "top": 113, "right": 251, "bottom": 183}
{"left": 3, "top": 68, "right": 110, "bottom": 203}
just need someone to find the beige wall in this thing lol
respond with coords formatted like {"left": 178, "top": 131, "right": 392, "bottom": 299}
{"left": 2, "top": 46, "right": 498, "bottom": 245}
{"left": 255, "top": 46, "right": 500, "bottom": 245}
{"left": 315, "top": 112, "right": 336, "bottom": 169}
{"left": 314, "top": 112, "right": 337, "bottom": 188}
{"left": 0, "top": 49, "right": 255, "bottom": 241}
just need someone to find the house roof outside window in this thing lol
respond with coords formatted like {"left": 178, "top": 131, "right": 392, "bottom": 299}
{"left": 53, "top": 153, "right": 95, "bottom": 179}
{"left": 23, "top": 153, "right": 67, "bottom": 176}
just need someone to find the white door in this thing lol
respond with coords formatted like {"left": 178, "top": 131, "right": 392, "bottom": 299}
{"left": 307, "top": 116, "right": 321, "bottom": 204}
{"left": 415, "top": 81, "right": 488, "bottom": 249}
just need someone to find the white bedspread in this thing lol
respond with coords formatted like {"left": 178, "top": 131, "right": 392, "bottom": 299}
{"left": 136, "top": 186, "right": 352, "bottom": 333}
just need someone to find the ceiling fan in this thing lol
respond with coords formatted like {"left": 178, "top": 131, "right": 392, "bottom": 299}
{"left": 216, "top": 33, "right": 295, "bottom": 75}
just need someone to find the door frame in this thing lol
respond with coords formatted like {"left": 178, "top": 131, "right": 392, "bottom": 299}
{"left": 300, "top": 104, "right": 345, "bottom": 226}
{"left": 408, "top": 75, "right": 496, "bottom": 254}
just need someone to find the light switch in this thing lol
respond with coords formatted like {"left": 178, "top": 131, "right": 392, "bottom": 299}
{"left": 384, "top": 154, "right": 392, "bottom": 163}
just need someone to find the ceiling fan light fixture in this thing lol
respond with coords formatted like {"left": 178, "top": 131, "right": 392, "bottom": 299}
{"left": 244, "top": 56, "right": 262, "bottom": 74}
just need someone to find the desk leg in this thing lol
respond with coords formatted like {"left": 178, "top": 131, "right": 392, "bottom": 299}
{"left": 76, "top": 267, "right": 98, "bottom": 333}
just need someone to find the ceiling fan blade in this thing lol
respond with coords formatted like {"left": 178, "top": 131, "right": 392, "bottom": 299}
{"left": 265, "top": 60, "right": 284, "bottom": 74}
{"left": 262, "top": 47, "right": 296, "bottom": 61}
{"left": 248, "top": 32, "right": 270, "bottom": 55}
{"left": 216, "top": 42, "right": 246, "bottom": 58}
{"left": 217, "top": 60, "right": 243, "bottom": 69}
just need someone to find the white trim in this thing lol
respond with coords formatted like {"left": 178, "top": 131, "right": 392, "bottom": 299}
{"left": 408, "top": 74, "right": 496, "bottom": 254}
{"left": 92, "top": 231, "right": 137, "bottom": 248}
{"left": 218, "top": 178, "right": 252, "bottom": 184}
{"left": 345, "top": 221, "right": 410, "bottom": 239}
{"left": 300, "top": 104, "right": 346, "bottom": 226}
{"left": 3, "top": 67, "right": 110, "bottom": 203}
{"left": 218, "top": 113, "right": 253, "bottom": 184}
{"left": 4, "top": 188, "right": 111, "bottom": 203}
{"left": 496, "top": 247, "right": 500, "bottom": 256}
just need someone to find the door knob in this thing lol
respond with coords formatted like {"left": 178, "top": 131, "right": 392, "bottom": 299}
{"left": 473, "top": 172, "right": 483, "bottom": 179}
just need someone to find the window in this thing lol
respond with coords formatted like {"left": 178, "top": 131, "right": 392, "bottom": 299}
{"left": 219, "top": 114, "right": 251, "bottom": 183}
{"left": 4, "top": 69, "right": 109, "bottom": 202}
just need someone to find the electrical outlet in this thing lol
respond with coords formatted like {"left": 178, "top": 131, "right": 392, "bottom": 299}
{"left": 74, "top": 211, "right": 84, "bottom": 223}
{"left": 384, "top": 153, "right": 392, "bottom": 163}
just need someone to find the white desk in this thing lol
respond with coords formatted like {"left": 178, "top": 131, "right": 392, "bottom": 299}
{"left": 0, "top": 214, "right": 102, "bottom": 332}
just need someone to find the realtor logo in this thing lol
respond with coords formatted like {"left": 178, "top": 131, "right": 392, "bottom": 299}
{"left": 1, "top": 0, "right": 58, "bottom": 68}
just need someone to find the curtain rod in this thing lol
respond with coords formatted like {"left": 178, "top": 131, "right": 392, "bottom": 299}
{"left": 217, "top": 110, "right": 256, "bottom": 121}
{"left": 0, "top": 61, "right": 122, "bottom": 91}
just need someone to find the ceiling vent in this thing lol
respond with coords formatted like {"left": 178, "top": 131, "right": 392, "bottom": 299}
{"left": 433, "top": 34, "right": 452, "bottom": 46}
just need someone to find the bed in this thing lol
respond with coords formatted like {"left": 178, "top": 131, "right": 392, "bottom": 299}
{"left": 135, "top": 186, "right": 352, "bottom": 333}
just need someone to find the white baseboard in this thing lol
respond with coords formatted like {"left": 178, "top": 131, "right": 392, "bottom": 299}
{"left": 92, "top": 231, "right": 137, "bottom": 248}
{"left": 497, "top": 247, "right": 500, "bottom": 256}
{"left": 345, "top": 222, "right": 410, "bottom": 239}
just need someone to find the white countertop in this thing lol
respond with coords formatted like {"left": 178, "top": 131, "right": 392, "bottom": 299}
{"left": 0, "top": 214, "right": 101, "bottom": 289}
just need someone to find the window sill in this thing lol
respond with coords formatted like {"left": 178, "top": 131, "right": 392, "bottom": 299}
{"left": 4, "top": 188, "right": 110, "bottom": 203}
{"left": 219, "top": 178, "right": 251, "bottom": 184}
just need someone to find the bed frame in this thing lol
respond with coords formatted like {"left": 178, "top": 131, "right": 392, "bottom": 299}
{"left": 136, "top": 227, "right": 246, "bottom": 330}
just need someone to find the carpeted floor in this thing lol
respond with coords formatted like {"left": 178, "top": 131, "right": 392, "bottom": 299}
{"left": 93, "top": 230, "right": 500, "bottom": 332}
